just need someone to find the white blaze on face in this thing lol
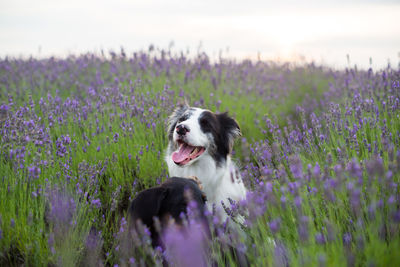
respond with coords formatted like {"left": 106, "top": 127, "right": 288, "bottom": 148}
{"left": 171, "top": 108, "right": 210, "bottom": 166}
{"left": 173, "top": 108, "right": 209, "bottom": 147}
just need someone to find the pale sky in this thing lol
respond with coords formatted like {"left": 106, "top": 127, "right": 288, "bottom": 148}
{"left": 1, "top": 0, "right": 399, "bottom": 69}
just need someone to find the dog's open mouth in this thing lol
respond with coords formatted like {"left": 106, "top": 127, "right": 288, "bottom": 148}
{"left": 172, "top": 141, "right": 205, "bottom": 165}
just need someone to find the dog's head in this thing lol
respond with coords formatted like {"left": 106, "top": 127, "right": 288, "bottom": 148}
{"left": 167, "top": 104, "right": 241, "bottom": 166}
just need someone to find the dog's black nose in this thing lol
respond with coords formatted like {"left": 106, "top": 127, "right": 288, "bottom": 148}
{"left": 176, "top": 124, "right": 190, "bottom": 136}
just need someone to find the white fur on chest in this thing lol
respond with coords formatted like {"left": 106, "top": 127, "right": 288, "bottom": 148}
{"left": 166, "top": 153, "right": 247, "bottom": 220}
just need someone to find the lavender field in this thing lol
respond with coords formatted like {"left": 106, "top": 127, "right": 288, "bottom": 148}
{"left": 0, "top": 49, "right": 399, "bottom": 266}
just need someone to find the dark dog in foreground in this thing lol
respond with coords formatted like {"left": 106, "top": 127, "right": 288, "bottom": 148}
{"left": 128, "top": 176, "right": 207, "bottom": 247}
{"left": 128, "top": 176, "right": 248, "bottom": 266}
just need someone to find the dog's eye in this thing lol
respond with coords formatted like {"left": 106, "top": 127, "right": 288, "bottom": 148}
{"left": 178, "top": 115, "right": 188, "bottom": 122}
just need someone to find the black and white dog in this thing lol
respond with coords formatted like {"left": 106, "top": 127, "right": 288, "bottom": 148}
{"left": 165, "top": 104, "right": 247, "bottom": 221}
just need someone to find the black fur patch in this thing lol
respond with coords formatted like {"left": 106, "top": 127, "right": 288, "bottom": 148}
{"left": 199, "top": 111, "right": 241, "bottom": 165}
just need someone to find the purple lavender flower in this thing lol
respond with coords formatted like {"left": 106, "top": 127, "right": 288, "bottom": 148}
{"left": 163, "top": 223, "right": 208, "bottom": 267}
{"left": 313, "top": 162, "right": 321, "bottom": 178}
{"left": 48, "top": 232, "right": 55, "bottom": 254}
{"left": 55, "top": 137, "right": 67, "bottom": 157}
{"left": 85, "top": 229, "right": 102, "bottom": 251}
{"left": 119, "top": 217, "right": 127, "bottom": 233}
{"left": 274, "top": 241, "right": 289, "bottom": 267}
{"left": 262, "top": 165, "right": 272, "bottom": 177}
{"left": 269, "top": 218, "right": 281, "bottom": 234}
{"left": 63, "top": 135, "right": 71, "bottom": 145}
{"left": 343, "top": 232, "right": 352, "bottom": 246}
{"left": 28, "top": 164, "right": 41, "bottom": 179}
{"left": 289, "top": 156, "right": 303, "bottom": 179}
{"left": 294, "top": 196, "right": 302, "bottom": 208}
{"left": 91, "top": 198, "right": 101, "bottom": 209}
{"left": 298, "top": 216, "right": 309, "bottom": 242}
{"left": 47, "top": 189, "right": 76, "bottom": 238}
{"left": 347, "top": 158, "right": 362, "bottom": 179}
{"left": 315, "top": 232, "right": 326, "bottom": 245}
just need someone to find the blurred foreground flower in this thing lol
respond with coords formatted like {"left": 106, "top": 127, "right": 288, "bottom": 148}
{"left": 163, "top": 222, "right": 209, "bottom": 267}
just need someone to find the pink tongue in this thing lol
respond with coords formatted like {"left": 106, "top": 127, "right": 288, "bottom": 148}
{"left": 172, "top": 144, "right": 194, "bottom": 163}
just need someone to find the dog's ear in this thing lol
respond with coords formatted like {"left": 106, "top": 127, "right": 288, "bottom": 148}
{"left": 167, "top": 103, "right": 190, "bottom": 140}
{"left": 217, "top": 112, "right": 241, "bottom": 152}
{"left": 129, "top": 187, "right": 169, "bottom": 227}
